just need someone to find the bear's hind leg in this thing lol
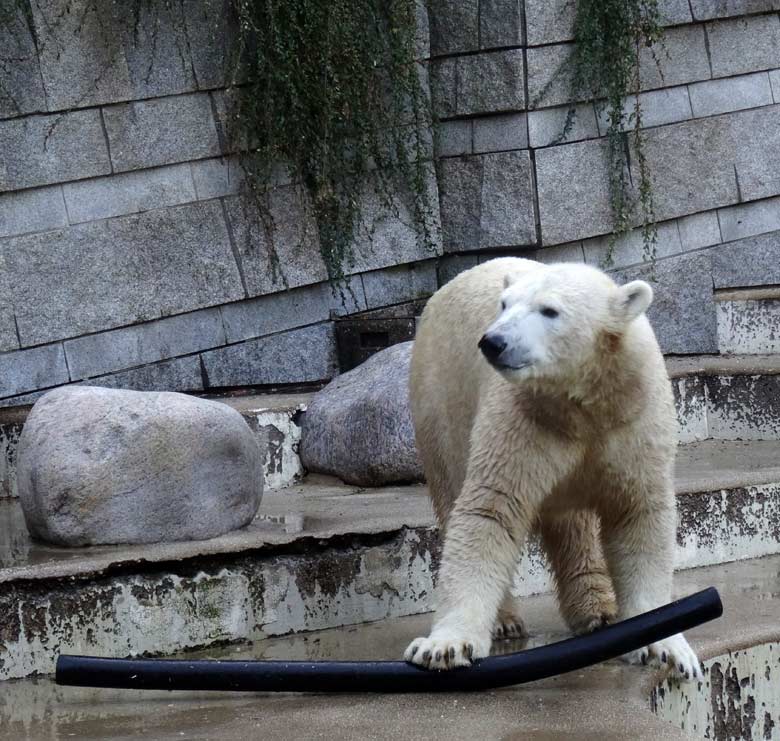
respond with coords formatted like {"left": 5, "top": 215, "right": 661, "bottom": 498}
{"left": 493, "top": 592, "right": 528, "bottom": 639}
{"left": 539, "top": 510, "right": 617, "bottom": 635}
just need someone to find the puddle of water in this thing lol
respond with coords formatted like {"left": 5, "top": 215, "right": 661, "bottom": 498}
{"left": 651, "top": 641, "right": 780, "bottom": 739}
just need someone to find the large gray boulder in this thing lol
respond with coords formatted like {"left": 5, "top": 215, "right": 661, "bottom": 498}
{"left": 17, "top": 386, "right": 263, "bottom": 546}
{"left": 300, "top": 342, "right": 423, "bottom": 486}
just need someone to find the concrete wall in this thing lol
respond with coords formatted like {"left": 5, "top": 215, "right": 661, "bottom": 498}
{"left": 2, "top": 1, "right": 780, "bottom": 407}
{"left": 0, "top": 0, "right": 441, "bottom": 407}
{"left": 430, "top": 0, "right": 780, "bottom": 354}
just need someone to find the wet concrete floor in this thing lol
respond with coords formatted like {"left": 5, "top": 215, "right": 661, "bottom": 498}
{"left": 2, "top": 555, "right": 779, "bottom": 740}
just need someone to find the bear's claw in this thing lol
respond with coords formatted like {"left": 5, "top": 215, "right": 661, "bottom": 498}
{"left": 622, "top": 633, "right": 701, "bottom": 681}
{"left": 404, "top": 630, "right": 488, "bottom": 670}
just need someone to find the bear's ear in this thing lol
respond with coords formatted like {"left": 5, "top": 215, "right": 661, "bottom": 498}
{"left": 503, "top": 273, "right": 518, "bottom": 289}
{"left": 615, "top": 280, "right": 653, "bottom": 323}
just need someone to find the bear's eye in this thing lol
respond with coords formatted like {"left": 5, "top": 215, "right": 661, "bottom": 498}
{"left": 500, "top": 300, "right": 507, "bottom": 311}
{"left": 540, "top": 306, "right": 559, "bottom": 319}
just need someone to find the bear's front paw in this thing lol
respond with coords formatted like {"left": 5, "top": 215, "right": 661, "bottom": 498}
{"left": 622, "top": 633, "right": 702, "bottom": 681}
{"left": 403, "top": 629, "right": 491, "bottom": 670}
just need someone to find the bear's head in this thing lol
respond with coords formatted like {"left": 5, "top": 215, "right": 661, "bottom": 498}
{"left": 478, "top": 263, "right": 653, "bottom": 384}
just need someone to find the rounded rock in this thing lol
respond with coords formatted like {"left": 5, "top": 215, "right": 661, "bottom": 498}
{"left": 300, "top": 342, "right": 423, "bottom": 486}
{"left": 17, "top": 386, "right": 263, "bottom": 546}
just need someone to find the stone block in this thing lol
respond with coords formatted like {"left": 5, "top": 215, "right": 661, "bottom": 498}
{"left": 121, "top": 1, "right": 198, "bottom": 99}
{"left": 0, "top": 344, "right": 70, "bottom": 399}
{"left": 525, "top": 0, "right": 691, "bottom": 46}
{"left": 636, "top": 25, "right": 711, "bottom": 90}
{"left": 529, "top": 26, "right": 708, "bottom": 110}
{"left": 346, "top": 167, "right": 443, "bottom": 274}
{"left": 528, "top": 104, "right": 598, "bottom": 148}
{"left": 524, "top": 0, "right": 575, "bottom": 46}
{"left": 439, "top": 190, "right": 479, "bottom": 248}
{"left": 300, "top": 342, "right": 422, "bottom": 487}
{"left": 103, "top": 93, "right": 221, "bottom": 172}
{"left": 673, "top": 376, "right": 708, "bottom": 443}
{"left": 0, "top": 305, "right": 18, "bottom": 353}
{"left": 526, "top": 44, "right": 577, "bottom": 109}
{"left": 183, "top": 0, "right": 239, "bottom": 89}
{"left": 437, "top": 254, "right": 479, "bottom": 284}
{"left": 63, "top": 164, "right": 197, "bottom": 224}
{"left": 612, "top": 252, "right": 717, "bottom": 354}
{"left": 0, "top": 186, "right": 67, "bottom": 238}
{"left": 219, "top": 282, "right": 357, "bottom": 344}
{"left": 690, "top": 0, "right": 780, "bottom": 20}
{"left": 361, "top": 260, "right": 437, "bottom": 309}
{"left": 718, "top": 197, "right": 780, "bottom": 243}
{"left": 429, "top": 58, "right": 457, "bottom": 119}
{"left": 479, "top": 150, "right": 536, "bottom": 248}
{"left": 706, "top": 14, "right": 780, "bottom": 79}
{"left": 30, "top": 0, "right": 133, "bottom": 110}
{"left": 65, "top": 308, "right": 226, "bottom": 380}
{"left": 87, "top": 355, "right": 205, "bottom": 393}
{"left": 479, "top": 0, "right": 524, "bottom": 49}
{"left": 473, "top": 113, "right": 528, "bottom": 153}
{"left": 201, "top": 323, "right": 337, "bottom": 388}
{"left": 583, "top": 220, "right": 683, "bottom": 270}
{"left": 427, "top": 0, "right": 479, "bottom": 56}
{"left": 526, "top": 243, "right": 584, "bottom": 263}
{"left": 456, "top": 50, "right": 525, "bottom": 116}
{"left": 731, "top": 106, "right": 780, "bottom": 202}
{"left": 677, "top": 211, "right": 722, "bottom": 251}
{"left": 535, "top": 138, "right": 613, "bottom": 244}
{"left": 17, "top": 386, "right": 262, "bottom": 545}
{"left": 435, "top": 120, "right": 472, "bottom": 157}
{"left": 770, "top": 70, "right": 780, "bottom": 103}
{"left": 711, "top": 230, "right": 780, "bottom": 288}
{"left": 0, "top": 110, "right": 111, "bottom": 192}
{"left": 190, "top": 156, "right": 245, "bottom": 199}
{"left": 0, "top": 3, "right": 47, "bottom": 118}
{"left": 595, "top": 87, "right": 693, "bottom": 135}
{"left": 640, "top": 114, "right": 741, "bottom": 223}
{"left": 223, "top": 191, "right": 327, "bottom": 297}
{"left": 689, "top": 72, "right": 773, "bottom": 118}
{"left": 2, "top": 200, "right": 244, "bottom": 346}
{"left": 438, "top": 151, "right": 536, "bottom": 251}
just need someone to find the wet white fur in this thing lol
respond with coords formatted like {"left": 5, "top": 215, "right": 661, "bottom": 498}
{"left": 404, "top": 258, "right": 699, "bottom": 681}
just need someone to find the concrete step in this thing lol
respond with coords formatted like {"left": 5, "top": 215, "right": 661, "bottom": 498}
{"left": 2, "top": 440, "right": 779, "bottom": 681}
{"left": 0, "top": 391, "right": 311, "bottom": 500}
{"left": 715, "top": 286, "right": 780, "bottom": 355}
{"left": 2, "top": 555, "right": 778, "bottom": 740}
{"left": 669, "top": 355, "right": 780, "bottom": 442}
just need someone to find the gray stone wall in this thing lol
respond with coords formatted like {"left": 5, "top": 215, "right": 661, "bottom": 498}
{"left": 431, "top": 0, "right": 780, "bottom": 354}
{"left": 2, "top": 1, "right": 780, "bottom": 407}
{"left": 0, "top": 0, "right": 441, "bottom": 407}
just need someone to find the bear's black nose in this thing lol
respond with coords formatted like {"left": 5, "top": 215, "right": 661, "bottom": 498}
{"left": 479, "top": 333, "right": 507, "bottom": 363}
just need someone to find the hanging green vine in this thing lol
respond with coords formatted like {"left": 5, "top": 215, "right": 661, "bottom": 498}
{"left": 229, "top": 0, "right": 437, "bottom": 285}
{"left": 544, "top": 0, "right": 664, "bottom": 264}
{"left": 0, "top": 0, "right": 436, "bottom": 287}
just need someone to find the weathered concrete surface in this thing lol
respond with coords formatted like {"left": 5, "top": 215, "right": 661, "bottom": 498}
{"left": 652, "top": 641, "right": 780, "bottom": 739}
{"left": 300, "top": 342, "right": 423, "bottom": 487}
{"left": 17, "top": 386, "right": 263, "bottom": 546}
{"left": 717, "top": 294, "right": 780, "bottom": 355}
{"left": 2, "top": 440, "right": 780, "bottom": 681}
{"left": 2, "top": 555, "right": 780, "bottom": 740}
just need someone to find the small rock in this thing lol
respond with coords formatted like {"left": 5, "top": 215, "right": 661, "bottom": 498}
{"left": 300, "top": 342, "right": 423, "bottom": 486}
{"left": 17, "top": 386, "right": 262, "bottom": 546}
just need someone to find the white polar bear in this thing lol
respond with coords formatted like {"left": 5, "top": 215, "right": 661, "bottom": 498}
{"left": 404, "top": 257, "right": 700, "bottom": 681}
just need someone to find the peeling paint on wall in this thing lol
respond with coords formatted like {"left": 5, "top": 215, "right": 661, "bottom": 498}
{"left": 652, "top": 642, "right": 780, "bottom": 739}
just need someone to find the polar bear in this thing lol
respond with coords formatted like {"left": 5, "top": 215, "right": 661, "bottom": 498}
{"left": 404, "top": 257, "right": 700, "bottom": 681}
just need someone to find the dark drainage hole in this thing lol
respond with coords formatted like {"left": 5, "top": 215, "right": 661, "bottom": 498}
{"left": 360, "top": 331, "right": 390, "bottom": 348}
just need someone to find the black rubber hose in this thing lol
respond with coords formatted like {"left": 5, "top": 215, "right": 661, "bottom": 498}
{"left": 56, "top": 587, "right": 722, "bottom": 693}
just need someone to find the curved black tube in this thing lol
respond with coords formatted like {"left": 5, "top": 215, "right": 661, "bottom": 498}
{"left": 56, "top": 587, "right": 721, "bottom": 693}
